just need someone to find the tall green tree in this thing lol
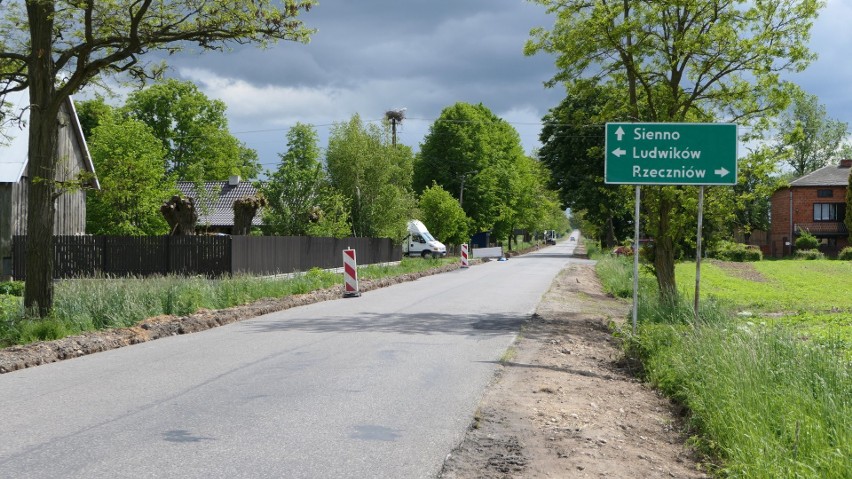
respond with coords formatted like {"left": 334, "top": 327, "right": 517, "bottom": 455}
{"left": 416, "top": 102, "right": 526, "bottom": 234}
{"left": 538, "top": 84, "right": 633, "bottom": 247}
{"left": 527, "top": 0, "right": 821, "bottom": 296}
{"left": 719, "top": 147, "right": 781, "bottom": 243}
{"left": 775, "top": 89, "right": 848, "bottom": 177}
{"left": 418, "top": 183, "right": 470, "bottom": 246}
{"left": 0, "top": 0, "right": 315, "bottom": 316}
{"left": 262, "top": 123, "right": 350, "bottom": 237}
{"left": 491, "top": 155, "right": 554, "bottom": 250}
{"left": 124, "top": 79, "right": 260, "bottom": 181}
{"left": 325, "top": 115, "right": 416, "bottom": 239}
{"left": 86, "top": 117, "right": 174, "bottom": 235}
{"left": 75, "top": 96, "right": 115, "bottom": 139}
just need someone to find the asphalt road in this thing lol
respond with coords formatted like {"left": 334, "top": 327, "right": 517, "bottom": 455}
{"left": 0, "top": 239, "right": 587, "bottom": 479}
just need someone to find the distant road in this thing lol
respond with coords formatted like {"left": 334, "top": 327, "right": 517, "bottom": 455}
{"left": 0, "top": 244, "right": 590, "bottom": 479}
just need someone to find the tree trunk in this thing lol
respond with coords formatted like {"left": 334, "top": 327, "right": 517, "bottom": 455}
{"left": 160, "top": 196, "right": 198, "bottom": 235}
{"left": 605, "top": 217, "right": 617, "bottom": 248}
{"left": 23, "top": 0, "right": 60, "bottom": 317}
{"left": 653, "top": 195, "right": 677, "bottom": 300}
{"left": 233, "top": 196, "right": 265, "bottom": 235}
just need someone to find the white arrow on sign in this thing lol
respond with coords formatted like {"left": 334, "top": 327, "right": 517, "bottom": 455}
{"left": 612, "top": 148, "right": 626, "bottom": 158}
{"left": 715, "top": 167, "right": 729, "bottom": 177}
{"left": 615, "top": 126, "right": 625, "bottom": 141}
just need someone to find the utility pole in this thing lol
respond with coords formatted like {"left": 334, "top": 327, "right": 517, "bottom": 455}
{"left": 385, "top": 108, "right": 406, "bottom": 146}
{"left": 458, "top": 170, "right": 477, "bottom": 207}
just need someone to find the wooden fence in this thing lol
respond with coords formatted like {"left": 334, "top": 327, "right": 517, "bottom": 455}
{"left": 12, "top": 235, "right": 401, "bottom": 280}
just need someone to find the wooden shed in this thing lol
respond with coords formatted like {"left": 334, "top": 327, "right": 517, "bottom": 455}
{"left": 0, "top": 91, "right": 99, "bottom": 278}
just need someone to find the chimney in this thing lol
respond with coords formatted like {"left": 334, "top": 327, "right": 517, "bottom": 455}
{"left": 228, "top": 175, "right": 240, "bottom": 186}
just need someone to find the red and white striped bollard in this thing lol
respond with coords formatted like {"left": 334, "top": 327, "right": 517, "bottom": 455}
{"left": 342, "top": 248, "right": 361, "bottom": 297}
{"left": 461, "top": 243, "right": 469, "bottom": 268}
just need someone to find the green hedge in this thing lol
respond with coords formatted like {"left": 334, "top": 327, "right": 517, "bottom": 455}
{"left": 708, "top": 240, "right": 762, "bottom": 262}
{"left": 795, "top": 231, "right": 820, "bottom": 250}
{"left": 794, "top": 249, "right": 825, "bottom": 260}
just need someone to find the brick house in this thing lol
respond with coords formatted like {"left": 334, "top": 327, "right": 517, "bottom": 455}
{"left": 769, "top": 159, "right": 851, "bottom": 257}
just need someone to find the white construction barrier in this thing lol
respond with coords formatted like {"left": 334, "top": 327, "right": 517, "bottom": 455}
{"left": 471, "top": 246, "right": 503, "bottom": 259}
{"left": 342, "top": 248, "right": 361, "bottom": 297}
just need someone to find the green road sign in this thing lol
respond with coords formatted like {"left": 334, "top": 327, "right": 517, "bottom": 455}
{"left": 605, "top": 123, "right": 737, "bottom": 185}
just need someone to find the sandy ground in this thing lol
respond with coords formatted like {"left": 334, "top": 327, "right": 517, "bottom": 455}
{"left": 439, "top": 263, "right": 710, "bottom": 478}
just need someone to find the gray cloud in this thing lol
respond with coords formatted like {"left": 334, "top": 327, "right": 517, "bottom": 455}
{"left": 151, "top": 0, "right": 852, "bottom": 171}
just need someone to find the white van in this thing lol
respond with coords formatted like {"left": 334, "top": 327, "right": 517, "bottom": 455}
{"left": 403, "top": 220, "right": 447, "bottom": 258}
{"left": 545, "top": 230, "right": 557, "bottom": 245}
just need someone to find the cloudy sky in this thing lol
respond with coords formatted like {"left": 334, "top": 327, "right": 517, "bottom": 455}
{"left": 125, "top": 0, "right": 852, "bottom": 173}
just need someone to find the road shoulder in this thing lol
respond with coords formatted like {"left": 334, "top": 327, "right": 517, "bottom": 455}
{"left": 439, "top": 263, "right": 709, "bottom": 478}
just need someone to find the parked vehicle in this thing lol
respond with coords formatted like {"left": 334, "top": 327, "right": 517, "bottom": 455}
{"left": 402, "top": 220, "right": 447, "bottom": 258}
{"left": 544, "top": 230, "right": 557, "bottom": 245}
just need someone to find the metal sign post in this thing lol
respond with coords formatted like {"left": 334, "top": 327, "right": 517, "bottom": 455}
{"left": 694, "top": 186, "right": 704, "bottom": 324}
{"left": 605, "top": 122, "right": 738, "bottom": 333}
{"left": 632, "top": 185, "right": 640, "bottom": 334}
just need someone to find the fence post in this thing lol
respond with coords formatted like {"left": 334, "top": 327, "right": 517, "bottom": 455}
{"left": 342, "top": 248, "right": 361, "bottom": 297}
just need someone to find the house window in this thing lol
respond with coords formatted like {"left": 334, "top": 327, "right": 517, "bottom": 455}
{"left": 813, "top": 203, "right": 846, "bottom": 221}
{"left": 817, "top": 189, "right": 833, "bottom": 198}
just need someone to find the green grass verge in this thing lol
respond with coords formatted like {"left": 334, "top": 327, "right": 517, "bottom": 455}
{"left": 598, "top": 256, "right": 852, "bottom": 478}
{"left": 0, "top": 257, "right": 456, "bottom": 347}
{"left": 677, "top": 260, "right": 852, "bottom": 313}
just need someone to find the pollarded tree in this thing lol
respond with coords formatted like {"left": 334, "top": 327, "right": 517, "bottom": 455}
{"left": 161, "top": 195, "right": 198, "bottom": 236}
{"left": 233, "top": 194, "right": 267, "bottom": 236}
{"left": 325, "top": 115, "right": 416, "bottom": 240}
{"left": 86, "top": 116, "right": 174, "bottom": 235}
{"left": 527, "top": 0, "right": 821, "bottom": 296}
{"left": 774, "top": 89, "right": 848, "bottom": 177}
{"left": 0, "top": 0, "right": 316, "bottom": 316}
{"left": 124, "top": 79, "right": 261, "bottom": 181}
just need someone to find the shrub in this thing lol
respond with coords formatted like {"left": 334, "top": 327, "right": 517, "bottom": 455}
{"left": 794, "top": 249, "right": 825, "bottom": 260}
{"left": 15, "top": 317, "right": 75, "bottom": 344}
{"left": 583, "top": 239, "right": 602, "bottom": 258}
{"left": 795, "top": 230, "right": 820, "bottom": 250}
{"left": 0, "top": 281, "right": 24, "bottom": 296}
{"left": 708, "top": 240, "right": 762, "bottom": 262}
{"left": 838, "top": 247, "right": 852, "bottom": 260}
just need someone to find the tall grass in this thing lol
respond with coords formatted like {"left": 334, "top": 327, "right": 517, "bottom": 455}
{"left": 631, "top": 313, "right": 850, "bottom": 478}
{"left": 599, "top": 258, "right": 852, "bottom": 478}
{"left": 0, "top": 258, "right": 454, "bottom": 347}
{"left": 595, "top": 254, "right": 656, "bottom": 299}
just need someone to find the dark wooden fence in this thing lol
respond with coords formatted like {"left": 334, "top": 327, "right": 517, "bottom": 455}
{"left": 12, "top": 235, "right": 401, "bottom": 280}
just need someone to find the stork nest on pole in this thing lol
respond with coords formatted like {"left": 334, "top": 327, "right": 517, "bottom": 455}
{"left": 385, "top": 109, "right": 406, "bottom": 122}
